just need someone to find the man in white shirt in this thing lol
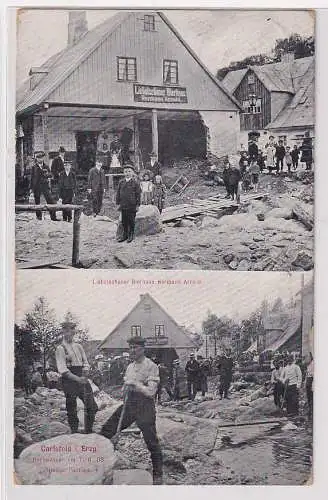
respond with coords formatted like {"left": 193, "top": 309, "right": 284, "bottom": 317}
{"left": 281, "top": 354, "right": 303, "bottom": 416}
{"left": 55, "top": 319, "right": 98, "bottom": 433}
{"left": 100, "top": 336, "right": 163, "bottom": 485}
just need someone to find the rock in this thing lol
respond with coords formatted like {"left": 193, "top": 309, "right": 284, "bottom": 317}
{"left": 48, "top": 231, "right": 63, "bottom": 238}
{"left": 197, "top": 242, "right": 211, "bottom": 248}
{"left": 257, "top": 213, "right": 265, "bottom": 221}
{"left": 282, "top": 422, "right": 298, "bottom": 431}
{"left": 134, "top": 205, "right": 162, "bottom": 236}
{"left": 35, "top": 387, "right": 52, "bottom": 397}
{"left": 29, "top": 393, "right": 43, "bottom": 405}
{"left": 113, "top": 469, "right": 153, "bottom": 485}
{"left": 237, "top": 259, "right": 250, "bottom": 271}
{"left": 262, "top": 217, "right": 303, "bottom": 234}
{"left": 163, "top": 451, "right": 187, "bottom": 473}
{"left": 249, "top": 388, "right": 266, "bottom": 402}
{"left": 79, "top": 258, "right": 98, "bottom": 269}
{"left": 292, "top": 251, "right": 313, "bottom": 271}
{"left": 114, "top": 250, "right": 136, "bottom": 268}
{"left": 253, "top": 234, "right": 265, "bottom": 242}
{"left": 15, "top": 428, "right": 33, "bottom": 445}
{"left": 179, "top": 219, "right": 195, "bottom": 227}
{"left": 41, "top": 421, "right": 70, "bottom": 440}
{"left": 228, "top": 260, "right": 239, "bottom": 270}
{"left": 268, "top": 207, "right": 293, "bottom": 219}
{"left": 15, "top": 434, "right": 117, "bottom": 485}
{"left": 223, "top": 253, "right": 235, "bottom": 264}
{"left": 201, "top": 216, "right": 219, "bottom": 228}
{"left": 236, "top": 398, "right": 279, "bottom": 423}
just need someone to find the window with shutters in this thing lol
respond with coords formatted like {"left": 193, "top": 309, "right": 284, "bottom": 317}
{"left": 131, "top": 325, "right": 141, "bottom": 337}
{"left": 117, "top": 57, "right": 137, "bottom": 82}
{"left": 163, "top": 60, "right": 178, "bottom": 85}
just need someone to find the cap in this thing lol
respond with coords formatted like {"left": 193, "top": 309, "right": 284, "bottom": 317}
{"left": 190, "top": 353, "right": 195, "bottom": 357}
{"left": 61, "top": 319, "right": 77, "bottom": 329}
{"left": 35, "top": 151, "right": 45, "bottom": 159}
{"left": 59, "top": 146, "right": 66, "bottom": 153}
{"left": 123, "top": 163, "right": 136, "bottom": 172}
{"left": 173, "top": 359, "right": 180, "bottom": 364}
{"left": 127, "top": 336, "right": 146, "bottom": 346}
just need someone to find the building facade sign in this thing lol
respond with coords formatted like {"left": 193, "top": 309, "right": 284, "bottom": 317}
{"left": 144, "top": 336, "right": 169, "bottom": 346}
{"left": 133, "top": 84, "right": 188, "bottom": 104}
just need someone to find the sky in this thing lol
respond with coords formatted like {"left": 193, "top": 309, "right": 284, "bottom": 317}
{"left": 15, "top": 9, "right": 314, "bottom": 84}
{"left": 15, "top": 270, "right": 311, "bottom": 340}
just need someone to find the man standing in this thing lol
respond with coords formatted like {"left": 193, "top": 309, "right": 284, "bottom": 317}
{"left": 116, "top": 164, "right": 141, "bottom": 243}
{"left": 185, "top": 353, "right": 200, "bottom": 400}
{"left": 87, "top": 156, "right": 106, "bottom": 217}
{"left": 281, "top": 354, "right": 303, "bottom": 417}
{"left": 30, "top": 151, "right": 59, "bottom": 221}
{"left": 58, "top": 161, "right": 77, "bottom": 222}
{"left": 217, "top": 348, "right": 234, "bottom": 400}
{"left": 100, "top": 337, "right": 163, "bottom": 485}
{"left": 225, "top": 159, "right": 241, "bottom": 202}
{"left": 147, "top": 151, "right": 162, "bottom": 179}
{"left": 55, "top": 319, "right": 98, "bottom": 434}
{"left": 275, "top": 140, "right": 286, "bottom": 172}
{"left": 51, "top": 146, "right": 66, "bottom": 184}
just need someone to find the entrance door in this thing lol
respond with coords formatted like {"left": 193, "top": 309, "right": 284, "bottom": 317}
{"left": 75, "top": 131, "right": 99, "bottom": 173}
{"left": 138, "top": 119, "right": 152, "bottom": 168}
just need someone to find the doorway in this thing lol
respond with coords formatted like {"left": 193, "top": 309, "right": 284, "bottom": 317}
{"left": 75, "top": 131, "right": 99, "bottom": 173}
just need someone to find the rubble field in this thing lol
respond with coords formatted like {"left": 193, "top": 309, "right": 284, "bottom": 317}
{"left": 15, "top": 162, "right": 314, "bottom": 271}
{"left": 14, "top": 376, "right": 312, "bottom": 485}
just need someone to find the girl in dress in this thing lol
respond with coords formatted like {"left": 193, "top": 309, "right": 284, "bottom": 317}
{"left": 140, "top": 171, "right": 153, "bottom": 205}
{"left": 152, "top": 175, "right": 166, "bottom": 213}
{"left": 265, "top": 135, "right": 276, "bottom": 174}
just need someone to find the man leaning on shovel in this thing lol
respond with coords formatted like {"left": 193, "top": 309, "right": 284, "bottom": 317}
{"left": 100, "top": 336, "right": 163, "bottom": 485}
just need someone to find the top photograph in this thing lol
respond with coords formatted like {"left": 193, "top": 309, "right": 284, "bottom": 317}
{"left": 14, "top": 9, "right": 314, "bottom": 271}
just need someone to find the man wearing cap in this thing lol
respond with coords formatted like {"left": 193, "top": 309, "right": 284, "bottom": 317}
{"left": 87, "top": 156, "right": 106, "bottom": 217}
{"left": 185, "top": 353, "right": 200, "bottom": 400}
{"left": 58, "top": 161, "right": 77, "bottom": 222}
{"left": 30, "top": 151, "right": 59, "bottom": 221}
{"left": 147, "top": 151, "right": 162, "bottom": 179}
{"left": 55, "top": 319, "right": 98, "bottom": 433}
{"left": 116, "top": 164, "right": 141, "bottom": 243}
{"left": 51, "top": 146, "right": 66, "bottom": 184}
{"left": 100, "top": 336, "right": 163, "bottom": 485}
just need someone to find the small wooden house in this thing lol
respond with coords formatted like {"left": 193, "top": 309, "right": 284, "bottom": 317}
{"left": 98, "top": 293, "right": 197, "bottom": 366}
{"left": 222, "top": 54, "right": 314, "bottom": 149}
{"left": 16, "top": 10, "right": 241, "bottom": 173}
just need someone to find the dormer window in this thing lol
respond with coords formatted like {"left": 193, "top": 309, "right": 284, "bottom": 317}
{"left": 144, "top": 14, "right": 155, "bottom": 31}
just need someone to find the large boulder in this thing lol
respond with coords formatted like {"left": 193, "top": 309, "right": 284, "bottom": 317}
{"left": 235, "top": 397, "right": 280, "bottom": 423}
{"left": 113, "top": 469, "right": 153, "bottom": 485}
{"left": 134, "top": 205, "right": 162, "bottom": 236}
{"left": 15, "top": 433, "right": 117, "bottom": 485}
{"left": 41, "top": 421, "right": 70, "bottom": 440}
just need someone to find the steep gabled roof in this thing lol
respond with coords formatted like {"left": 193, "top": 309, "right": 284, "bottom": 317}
{"left": 98, "top": 293, "right": 196, "bottom": 350}
{"left": 17, "top": 11, "right": 241, "bottom": 114}
{"left": 221, "top": 68, "right": 248, "bottom": 94}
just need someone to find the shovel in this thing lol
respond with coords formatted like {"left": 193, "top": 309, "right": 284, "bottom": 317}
{"left": 112, "top": 388, "right": 130, "bottom": 449}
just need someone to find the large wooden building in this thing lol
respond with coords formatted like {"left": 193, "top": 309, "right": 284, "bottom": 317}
{"left": 98, "top": 293, "right": 197, "bottom": 366}
{"left": 222, "top": 54, "right": 314, "bottom": 149}
{"left": 16, "top": 10, "right": 241, "bottom": 173}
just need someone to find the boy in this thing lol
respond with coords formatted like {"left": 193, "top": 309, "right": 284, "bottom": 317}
{"left": 275, "top": 140, "right": 286, "bottom": 173}
{"left": 87, "top": 156, "right": 106, "bottom": 217}
{"left": 291, "top": 145, "right": 300, "bottom": 170}
{"left": 285, "top": 146, "right": 292, "bottom": 173}
{"left": 116, "top": 164, "right": 141, "bottom": 243}
{"left": 249, "top": 159, "right": 260, "bottom": 192}
{"left": 58, "top": 161, "right": 77, "bottom": 222}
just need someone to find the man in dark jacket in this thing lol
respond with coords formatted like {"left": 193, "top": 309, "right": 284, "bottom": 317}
{"left": 300, "top": 131, "right": 313, "bottom": 170}
{"left": 217, "top": 348, "right": 234, "bottom": 399}
{"left": 87, "top": 156, "right": 106, "bottom": 217}
{"left": 116, "top": 164, "right": 141, "bottom": 243}
{"left": 185, "top": 353, "right": 200, "bottom": 400}
{"left": 51, "top": 146, "right": 66, "bottom": 184}
{"left": 225, "top": 160, "right": 241, "bottom": 201}
{"left": 147, "top": 151, "right": 162, "bottom": 179}
{"left": 30, "top": 151, "right": 58, "bottom": 221}
{"left": 58, "top": 162, "right": 77, "bottom": 222}
{"left": 275, "top": 140, "right": 286, "bottom": 172}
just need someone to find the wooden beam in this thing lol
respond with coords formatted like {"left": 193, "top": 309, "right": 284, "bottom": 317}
{"left": 151, "top": 109, "right": 158, "bottom": 157}
{"left": 15, "top": 204, "right": 83, "bottom": 212}
{"left": 42, "top": 113, "right": 49, "bottom": 163}
{"left": 72, "top": 208, "right": 82, "bottom": 267}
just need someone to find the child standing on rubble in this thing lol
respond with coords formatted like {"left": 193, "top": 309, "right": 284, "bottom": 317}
{"left": 140, "top": 171, "right": 153, "bottom": 205}
{"left": 152, "top": 175, "right": 166, "bottom": 214}
{"left": 249, "top": 159, "right": 260, "bottom": 192}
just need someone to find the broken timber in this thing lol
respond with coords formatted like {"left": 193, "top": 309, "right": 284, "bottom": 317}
{"left": 15, "top": 204, "right": 83, "bottom": 267}
{"left": 161, "top": 192, "right": 268, "bottom": 223}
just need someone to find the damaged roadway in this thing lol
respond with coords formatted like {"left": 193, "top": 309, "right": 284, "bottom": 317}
{"left": 15, "top": 166, "right": 314, "bottom": 271}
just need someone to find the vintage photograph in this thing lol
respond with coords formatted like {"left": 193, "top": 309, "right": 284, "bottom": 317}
{"left": 14, "top": 9, "right": 314, "bottom": 270}
{"left": 13, "top": 270, "right": 313, "bottom": 485}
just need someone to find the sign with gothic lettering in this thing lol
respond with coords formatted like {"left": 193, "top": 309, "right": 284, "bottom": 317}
{"left": 133, "top": 84, "right": 188, "bottom": 104}
{"left": 144, "top": 336, "right": 169, "bottom": 346}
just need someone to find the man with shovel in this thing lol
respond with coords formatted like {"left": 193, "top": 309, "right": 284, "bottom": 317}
{"left": 100, "top": 336, "right": 163, "bottom": 485}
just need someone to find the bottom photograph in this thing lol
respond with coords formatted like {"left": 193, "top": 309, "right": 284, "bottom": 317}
{"left": 13, "top": 270, "right": 313, "bottom": 486}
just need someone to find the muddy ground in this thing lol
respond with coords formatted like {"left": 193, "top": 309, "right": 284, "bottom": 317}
{"left": 15, "top": 165, "right": 314, "bottom": 271}
{"left": 14, "top": 377, "right": 312, "bottom": 485}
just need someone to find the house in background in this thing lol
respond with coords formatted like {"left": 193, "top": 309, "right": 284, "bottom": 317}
{"left": 98, "top": 293, "right": 197, "bottom": 367}
{"left": 222, "top": 54, "right": 314, "bottom": 150}
{"left": 16, "top": 10, "right": 241, "bottom": 175}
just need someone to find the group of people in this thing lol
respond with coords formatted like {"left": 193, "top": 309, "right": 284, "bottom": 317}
{"left": 270, "top": 351, "right": 313, "bottom": 418}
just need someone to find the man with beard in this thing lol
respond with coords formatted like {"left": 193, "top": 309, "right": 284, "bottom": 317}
{"left": 100, "top": 337, "right": 163, "bottom": 485}
{"left": 55, "top": 319, "right": 98, "bottom": 433}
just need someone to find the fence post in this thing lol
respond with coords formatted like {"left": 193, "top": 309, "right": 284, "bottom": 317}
{"left": 72, "top": 208, "right": 81, "bottom": 267}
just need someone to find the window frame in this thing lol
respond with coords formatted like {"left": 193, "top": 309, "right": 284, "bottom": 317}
{"left": 242, "top": 98, "right": 262, "bottom": 115}
{"left": 154, "top": 325, "right": 165, "bottom": 337}
{"left": 117, "top": 56, "right": 137, "bottom": 82}
{"left": 143, "top": 14, "right": 156, "bottom": 32}
{"left": 131, "top": 325, "right": 142, "bottom": 337}
{"left": 163, "top": 59, "right": 179, "bottom": 85}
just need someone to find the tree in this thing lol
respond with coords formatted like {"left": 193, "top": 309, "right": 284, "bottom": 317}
{"left": 23, "top": 296, "right": 61, "bottom": 380}
{"left": 202, "top": 312, "right": 239, "bottom": 356}
{"left": 14, "top": 324, "right": 40, "bottom": 388}
{"left": 240, "top": 309, "right": 265, "bottom": 352}
{"left": 216, "top": 33, "right": 315, "bottom": 81}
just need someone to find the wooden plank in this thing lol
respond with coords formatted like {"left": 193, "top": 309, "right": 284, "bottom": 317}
{"left": 16, "top": 259, "right": 62, "bottom": 269}
{"left": 15, "top": 204, "right": 83, "bottom": 212}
